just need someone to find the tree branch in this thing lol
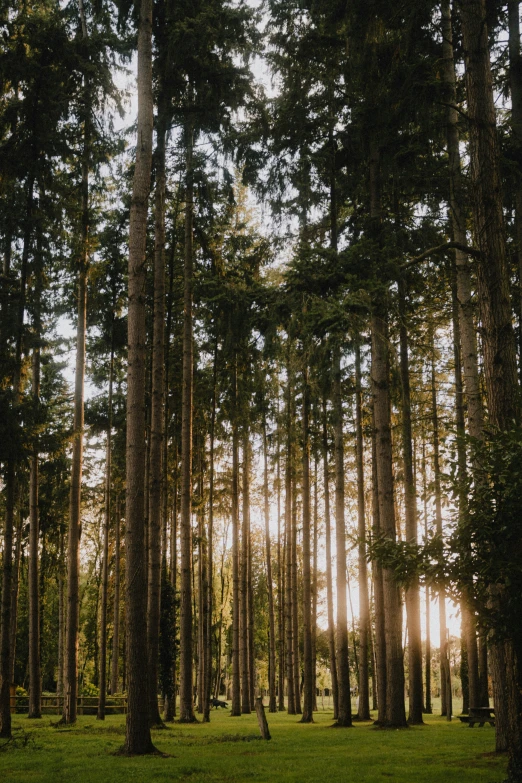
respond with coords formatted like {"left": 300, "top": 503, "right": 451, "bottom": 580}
{"left": 403, "top": 241, "right": 482, "bottom": 269}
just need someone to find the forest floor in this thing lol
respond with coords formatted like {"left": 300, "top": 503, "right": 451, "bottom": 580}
{"left": 0, "top": 703, "right": 506, "bottom": 783}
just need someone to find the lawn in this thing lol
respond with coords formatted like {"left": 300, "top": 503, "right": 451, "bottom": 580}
{"left": 0, "top": 706, "right": 507, "bottom": 783}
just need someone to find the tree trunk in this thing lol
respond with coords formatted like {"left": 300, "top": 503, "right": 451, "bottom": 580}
{"left": 179, "top": 117, "right": 196, "bottom": 724}
{"left": 240, "top": 432, "right": 251, "bottom": 714}
{"left": 204, "top": 344, "right": 217, "bottom": 722}
{"left": 300, "top": 358, "right": 314, "bottom": 723}
{"left": 371, "top": 405, "right": 387, "bottom": 724}
{"left": 97, "top": 341, "right": 114, "bottom": 720}
{"left": 430, "top": 348, "right": 450, "bottom": 717}
{"left": 110, "top": 496, "right": 121, "bottom": 696}
{"left": 421, "top": 439, "right": 432, "bottom": 714}
{"left": 355, "top": 344, "right": 370, "bottom": 721}
{"left": 332, "top": 344, "right": 352, "bottom": 728}
{"left": 248, "top": 532, "right": 255, "bottom": 707}
{"left": 322, "top": 400, "right": 339, "bottom": 720}
{"left": 0, "top": 157, "right": 35, "bottom": 735}
{"left": 147, "top": 115, "right": 167, "bottom": 728}
{"left": 263, "top": 415, "right": 277, "bottom": 713}
{"left": 63, "top": 137, "right": 88, "bottom": 728}
{"left": 371, "top": 313, "right": 407, "bottom": 728}
{"left": 231, "top": 363, "right": 241, "bottom": 717}
{"left": 285, "top": 382, "right": 296, "bottom": 715}
{"left": 28, "top": 224, "right": 43, "bottom": 719}
{"left": 291, "top": 467, "right": 302, "bottom": 715}
{"left": 312, "top": 454, "right": 318, "bottom": 713}
{"left": 442, "top": 0, "right": 481, "bottom": 712}
{"left": 123, "top": 0, "right": 155, "bottom": 752}
{"left": 277, "top": 425, "right": 286, "bottom": 712}
{"left": 397, "top": 280, "right": 423, "bottom": 725}
{"left": 508, "top": 0, "right": 522, "bottom": 374}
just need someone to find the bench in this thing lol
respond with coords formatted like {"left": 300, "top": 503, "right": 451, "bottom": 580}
{"left": 460, "top": 707, "right": 495, "bottom": 728}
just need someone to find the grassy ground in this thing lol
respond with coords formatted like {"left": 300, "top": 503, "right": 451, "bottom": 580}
{"left": 0, "top": 705, "right": 507, "bottom": 783}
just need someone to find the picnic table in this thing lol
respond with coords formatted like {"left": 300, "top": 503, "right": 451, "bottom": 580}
{"left": 459, "top": 707, "right": 495, "bottom": 728}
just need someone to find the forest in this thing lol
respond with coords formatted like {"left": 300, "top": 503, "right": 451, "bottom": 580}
{"left": 1, "top": 0, "right": 522, "bottom": 781}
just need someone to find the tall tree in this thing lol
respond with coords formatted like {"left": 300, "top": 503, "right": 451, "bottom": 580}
{"left": 332, "top": 343, "right": 352, "bottom": 728}
{"left": 123, "top": 0, "right": 156, "bottom": 752}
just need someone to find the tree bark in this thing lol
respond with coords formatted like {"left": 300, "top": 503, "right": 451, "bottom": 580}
{"left": 97, "top": 340, "right": 114, "bottom": 720}
{"left": 179, "top": 117, "right": 196, "bottom": 724}
{"left": 277, "top": 424, "right": 286, "bottom": 712}
{"left": 312, "top": 454, "right": 318, "bottom": 713}
{"left": 291, "top": 466, "right": 302, "bottom": 715}
{"left": 355, "top": 344, "right": 371, "bottom": 721}
{"left": 123, "top": 0, "right": 155, "bottom": 752}
{"left": 322, "top": 400, "right": 339, "bottom": 720}
{"left": 28, "top": 220, "right": 43, "bottom": 719}
{"left": 332, "top": 344, "right": 352, "bottom": 727}
{"left": 300, "top": 357, "right": 314, "bottom": 723}
{"left": 204, "top": 344, "right": 217, "bottom": 722}
{"left": 231, "top": 363, "right": 241, "bottom": 717}
{"left": 240, "top": 431, "right": 251, "bottom": 714}
{"left": 110, "top": 496, "right": 121, "bottom": 696}
{"left": 508, "top": 0, "right": 522, "bottom": 375}
{"left": 442, "top": 0, "right": 482, "bottom": 713}
{"left": 147, "top": 114, "right": 167, "bottom": 728}
{"left": 398, "top": 281, "right": 423, "bottom": 725}
{"left": 263, "top": 415, "right": 277, "bottom": 713}
{"left": 430, "top": 347, "right": 451, "bottom": 718}
{"left": 371, "top": 313, "right": 407, "bottom": 728}
{"left": 285, "top": 381, "right": 296, "bottom": 715}
{"left": 421, "top": 439, "right": 432, "bottom": 714}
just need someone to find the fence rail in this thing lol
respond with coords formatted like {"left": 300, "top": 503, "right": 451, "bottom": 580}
{"left": 9, "top": 693, "right": 165, "bottom": 715}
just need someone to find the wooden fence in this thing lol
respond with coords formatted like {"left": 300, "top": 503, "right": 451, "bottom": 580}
{"left": 10, "top": 694, "right": 165, "bottom": 715}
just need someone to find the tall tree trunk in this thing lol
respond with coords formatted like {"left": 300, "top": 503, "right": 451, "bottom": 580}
{"left": 204, "top": 345, "right": 217, "bottom": 722}
{"left": 332, "top": 343, "right": 352, "bottom": 728}
{"left": 231, "top": 364, "right": 241, "bottom": 717}
{"left": 291, "top": 468, "right": 301, "bottom": 715}
{"left": 322, "top": 400, "right": 339, "bottom": 720}
{"left": 198, "top": 455, "right": 210, "bottom": 721}
{"left": 28, "top": 222, "right": 43, "bottom": 719}
{"left": 240, "top": 431, "right": 251, "bottom": 714}
{"left": 147, "top": 115, "right": 167, "bottom": 728}
{"left": 300, "top": 357, "right": 314, "bottom": 724}
{"left": 285, "top": 383, "right": 296, "bottom": 715}
{"left": 508, "top": 0, "right": 522, "bottom": 372}
{"left": 355, "top": 344, "right": 370, "bottom": 721}
{"left": 430, "top": 349, "right": 450, "bottom": 718}
{"left": 63, "top": 126, "right": 89, "bottom": 729}
{"left": 97, "top": 341, "right": 114, "bottom": 720}
{"left": 398, "top": 280, "right": 423, "bottom": 724}
{"left": 371, "top": 312, "right": 407, "bottom": 728}
{"left": 442, "top": 0, "right": 481, "bottom": 711}
{"left": 421, "top": 439, "right": 432, "bottom": 714}
{"left": 62, "top": 0, "right": 91, "bottom": 725}
{"left": 248, "top": 533, "right": 255, "bottom": 707}
{"left": 312, "top": 454, "right": 318, "bottom": 713}
{"left": 371, "top": 405, "right": 387, "bottom": 724}
{"left": 166, "top": 451, "right": 178, "bottom": 720}
{"left": 263, "top": 415, "right": 277, "bottom": 713}
{"left": 110, "top": 496, "right": 121, "bottom": 696}
{"left": 277, "top": 424, "right": 286, "bottom": 712}
{"left": 179, "top": 117, "right": 196, "bottom": 724}
{"left": 0, "top": 161, "right": 35, "bottom": 736}
{"left": 9, "top": 514, "right": 22, "bottom": 685}
{"left": 123, "top": 0, "right": 155, "bottom": 752}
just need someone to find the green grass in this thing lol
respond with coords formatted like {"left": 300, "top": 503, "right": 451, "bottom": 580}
{"left": 0, "top": 706, "right": 507, "bottom": 783}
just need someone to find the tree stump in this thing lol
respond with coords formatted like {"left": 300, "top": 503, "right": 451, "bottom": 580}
{"left": 255, "top": 697, "right": 271, "bottom": 740}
